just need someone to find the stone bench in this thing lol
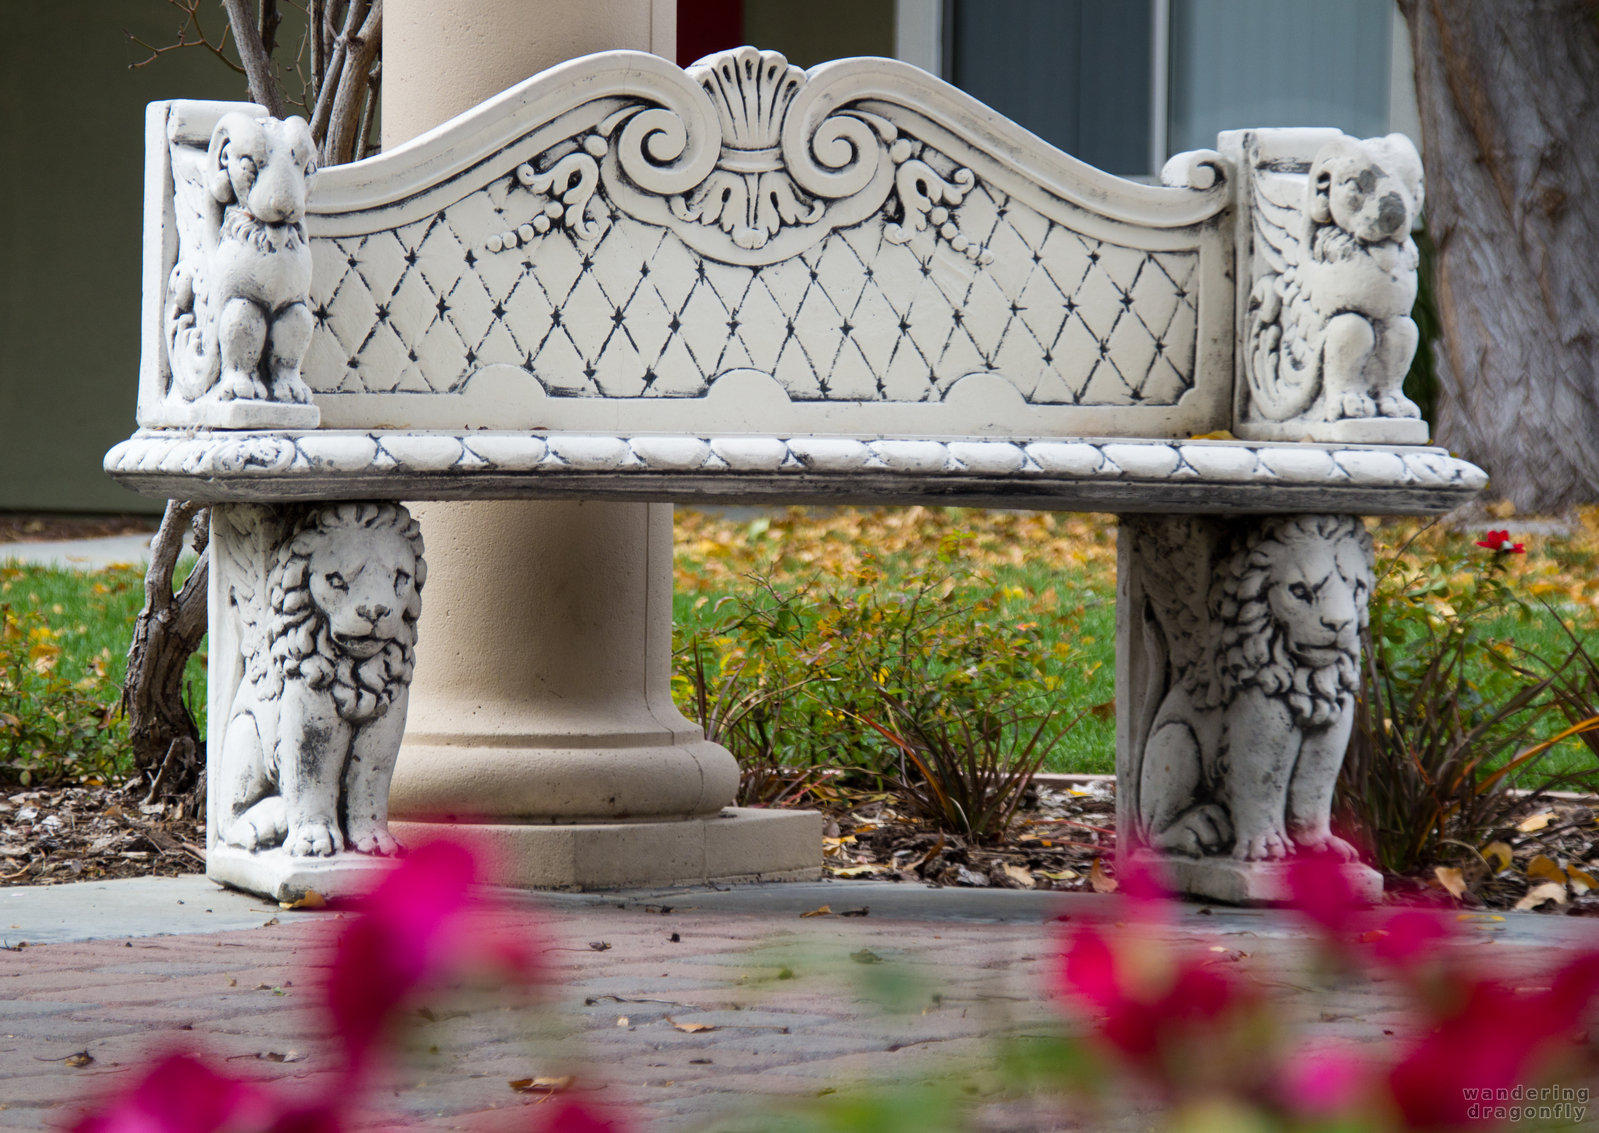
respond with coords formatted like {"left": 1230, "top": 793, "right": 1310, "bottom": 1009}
{"left": 106, "top": 46, "right": 1484, "bottom": 903}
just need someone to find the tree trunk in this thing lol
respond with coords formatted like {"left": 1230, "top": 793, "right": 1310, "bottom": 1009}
{"left": 122, "top": 502, "right": 209, "bottom": 809}
{"left": 1400, "top": 0, "right": 1599, "bottom": 511}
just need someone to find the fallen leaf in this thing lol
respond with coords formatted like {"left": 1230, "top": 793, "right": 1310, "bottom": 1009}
{"left": 279, "top": 889, "right": 326, "bottom": 911}
{"left": 1433, "top": 866, "right": 1468, "bottom": 899}
{"left": 616, "top": 1016, "right": 630, "bottom": 1027}
{"left": 1526, "top": 854, "right": 1567, "bottom": 885}
{"left": 1570, "top": 865, "right": 1599, "bottom": 891}
{"left": 1001, "top": 864, "right": 1037, "bottom": 889}
{"left": 1481, "top": 841, "right": 1513, "bottom": 873}
{"left": 1515, "top": 881, "right": 1569, "bottom": 911}
{"left": 1039, "top": 869, "right": 1080, "bottom": 882}
{"left": 838, "top": 907, "right": 870, "bottom": 917}
{"left": 831, "top": 864, "right": 893, "bottom": 877}
{"left": 1188, "top": 429, "right": 1237, "bottom": 441}
{"left": 588, "top": 941, "right": 612, "bottom": 952}
{"left": 850, "top": 949, "right": 884, "bottom": 965}
{"left": 1090, "top": 858, "right": 1118, "bottom": 894}
{"left": 64, "top": 1051, "right": 93, "bottom": 1068}
{"left": 1517, "top": 811, "right": 1555, "bottom": 834}
{"left": 509, "top": 1075, "right": 575, "bottom": 1094}
{"left": 669, "top": 1019, "right": 717, "bottom": 1033}
{"left": 800, "top": 905, "right": 833, "bottom": 918}
{"left": 256, "top": 1050, "right": 302, "bottom": 1063}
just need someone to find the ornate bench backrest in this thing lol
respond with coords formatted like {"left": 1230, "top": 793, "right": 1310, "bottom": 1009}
{"left": 142, "top": 48, "right": 1248, "bottom": 440}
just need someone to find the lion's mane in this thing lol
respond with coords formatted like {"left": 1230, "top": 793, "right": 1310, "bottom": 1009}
{"left": 1212, "top": 515, "right": 1370, "bottom": 727}
{"left": 266, "top": 502, "right": 426, "bottom": 722}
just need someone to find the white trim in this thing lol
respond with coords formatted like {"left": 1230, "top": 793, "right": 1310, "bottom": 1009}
{"left": 1149, "top": 0, "right": 1171, "bottom": 177}
{"left": 893, "top": 0, "right": 943, "bottom": 76}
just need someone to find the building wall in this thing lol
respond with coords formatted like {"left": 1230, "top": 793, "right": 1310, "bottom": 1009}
{"left": 0, "top": 1, "right": 246, "bottom": 514}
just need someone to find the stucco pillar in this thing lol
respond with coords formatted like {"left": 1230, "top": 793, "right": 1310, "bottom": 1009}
{"left": 382, "top": 0, "right": 821, "bottom": 887}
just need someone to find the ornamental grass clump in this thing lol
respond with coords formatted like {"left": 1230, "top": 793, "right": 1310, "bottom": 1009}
{"left": 672, "top": 543, "right": 1082, "bottom": 831}
{"left": 1336, "top": 531, "right": 1599, "bottom": 876}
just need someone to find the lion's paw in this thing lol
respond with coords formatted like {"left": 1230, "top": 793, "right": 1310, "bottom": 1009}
{"left": 1233, "top": 827, "right": 1292, "bottom": 861}
{"left": 1151, "top": 804, "right": 1232, "bottom": 857}
{"left": 1337, "top": 390, "right": 1378, "bottom": 419}
{"left": 1376, "top": 391, "right": 1420, "bottom": 419}
{"left": 1295, "top": 831, "right": 1362, "bottom": 862}
{"left": 285, "top": 816, "right": 342, "bottom": 858}
{"left": 348, "top": 825, "right": 400, "bottom": 857}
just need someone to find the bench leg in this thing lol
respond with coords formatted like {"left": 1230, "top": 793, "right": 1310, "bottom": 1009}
{"left": 204, "top": 501, "right": 426, "bottom": 902}
{"left": 1116, "top": 513, "right": 1382, "bottom": 904}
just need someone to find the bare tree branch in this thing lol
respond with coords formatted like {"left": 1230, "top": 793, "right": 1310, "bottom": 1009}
{"left": 324, "top": 0, "right": 382, "bottom": 164}
{"left": 221, "top": 0, "right": 288, "bottom": 114}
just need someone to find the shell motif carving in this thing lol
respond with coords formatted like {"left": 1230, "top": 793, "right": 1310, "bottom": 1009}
{"left": 482, "top": 46, "right": 992, "bottom": 265}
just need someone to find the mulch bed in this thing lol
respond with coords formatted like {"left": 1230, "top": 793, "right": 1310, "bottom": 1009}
{"left": 5, "top": 776, "right": 1596, "bottom": 918}
{"left": 0, "top": 513, "right": 159, "bottom": 545}
{"left": 0, "top": 783, "right": 204, "bottom": 886}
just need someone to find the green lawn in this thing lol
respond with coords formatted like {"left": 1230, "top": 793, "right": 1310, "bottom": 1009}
{"left": 3, "top": 505, "right": 1597, "bottom": 785}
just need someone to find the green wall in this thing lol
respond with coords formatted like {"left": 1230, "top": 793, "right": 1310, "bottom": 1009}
{"left": 0, "top": 1, "right": 246, "bottom": 514}
{"left": 744, "top": 0, "right": 894, "bottom": 68}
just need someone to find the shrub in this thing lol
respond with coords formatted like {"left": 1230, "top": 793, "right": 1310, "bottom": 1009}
{"left": 0, "top": 603, "right": 126, "bottom": 786}
{"left": 672, "top": 542, "right": 1083, "bottom": 829}
{"left": 1337, "top": 536, "right": 1599, "bottom": 875}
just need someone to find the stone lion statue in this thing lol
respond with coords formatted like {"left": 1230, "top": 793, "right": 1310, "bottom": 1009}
{"left": 1245, "top": 133, "right": 1424, "bottom": 424}
{"left": 218, "top": 502, "right": 425, "bottom": 858}
{"left": 1131, "top": 514, "right": 1373, "bottom": 861}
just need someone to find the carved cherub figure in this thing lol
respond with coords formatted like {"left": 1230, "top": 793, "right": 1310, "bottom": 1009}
{"left": 1131, "top": 515, "right": 1373, "bottom": 862}
{"left": 166, "top": 113, "right": 318, "bottom": 406}
{"left": 218, "top": 503, "right": 424, "bottom": 858}
{"left": 1246, "top": 134, "right": 1424, "bottom": 424}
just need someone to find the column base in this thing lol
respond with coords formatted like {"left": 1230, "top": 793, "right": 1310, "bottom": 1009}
{"left": 390, "top": 807, "right": 824, "bottom": 890}
{"left": 1134, "top": 851, "right": 1384, "bottom": 906}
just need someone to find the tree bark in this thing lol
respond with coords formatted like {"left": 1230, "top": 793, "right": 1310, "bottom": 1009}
{"left": 1400, "top": 0, "right": 1599, "bottom": 511}
{"left": 121, "top": 502, "right": 210, "bottom": 806}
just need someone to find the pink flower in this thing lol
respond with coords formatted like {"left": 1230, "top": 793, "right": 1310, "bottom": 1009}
{"left": 69, "top": 1052, "right": 268, "bottom": 1133}
{"left": 532, "top": 1099, "right": 633, "bottom": 1133}
{"left": 1285, "top": 850, "right": 1371, "bottom": 938}
{"left": 1362, "top": 909, "right": 1451, "bottom": 971}
{"left": 1387, "top": 951, "right": 1599, "bottom": 1128}
{"left": 1277, "top": 1046, "right": 1373, "bottom": 1118}
{"left": 324, "top": 839, "right": 536, "bottom": 1076}
{"left": 1056, "top": 923, "right": 1248, "bottom": 1074}
{"left": 1475, "top": 529, "right": 1526, "bottom": 553}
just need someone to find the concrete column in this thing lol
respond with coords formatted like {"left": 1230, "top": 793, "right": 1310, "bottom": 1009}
{"left": 383, "top": 0, "right": 821, "bottom": 887}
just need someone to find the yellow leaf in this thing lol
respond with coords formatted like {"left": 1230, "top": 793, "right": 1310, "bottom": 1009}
{"left": 1433, "top": 866, "right": 1468, "bottom": 899}
{"left": 1090, "top": 858, "right": 1119, "bottom": 894}
{"left": 280, "top": 889, "right": 327, "bottom": 910}
{"left": 1039, "top": 869, "right": 1080, "bottom": 882}
{"left": 1515, "top": 882, "right": 1569, "bottom": 911}
{"left": 831, "top": 864, "right": 893, "bottom": 877}
{"left": 509, "top": 1075, "right": 574, "bottom": 1094}
{"left": 1001, "top": 864, "right": 1036, "bottom": 889}
{"left": 1570, "top": 866, "right": 1599, "bottom": 891}
{"left": 670, "top": 1019, "right": 717, "bottom": 1033}
{"left": 1526, "top": 854, "right": 1567, "bottom": 885}
{"left": 1188, "top": 429, "right": 1237, "bottom": 441}
{"left": 1481, "top": 841, "right": 1513, "bottom": 873}
{"left": 1517, "top": 811, "right": 1555, "bottom": 834}
{"left": 800, "top": 905, "right": 833, "bottom": 918}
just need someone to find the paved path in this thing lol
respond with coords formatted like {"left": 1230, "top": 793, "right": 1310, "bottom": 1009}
{"left": 0, "top": 535, "right": 154, "bottom": 571}
{"left": 2, "top": 877, "right": 1597, "bottom": 1131}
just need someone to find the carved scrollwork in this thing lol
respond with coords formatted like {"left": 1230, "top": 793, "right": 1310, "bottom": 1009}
{"left": 485, "top": 138, "right": 606, "bottom": 252}
{"left": 575, "top": 46, "right": 991, "bottom": 264}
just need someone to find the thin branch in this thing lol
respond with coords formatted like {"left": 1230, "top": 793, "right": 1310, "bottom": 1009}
{"left": 324, "top": 0, "right": 382, "bottom": 163}
{"left": 221, "top": 0, "right": 288, "bottom": 115}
